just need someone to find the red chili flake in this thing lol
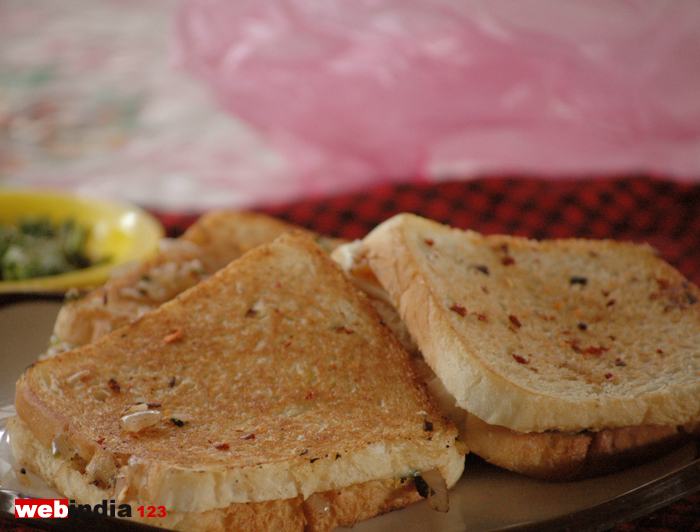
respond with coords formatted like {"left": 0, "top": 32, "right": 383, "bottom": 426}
{"left": 481, "top": 285, "right": 489, "bottom": 294}
{"left": 162, "top": 329, "right": 182, "bottom": 344}
{"left": 604, "top": 373, "right": 614, "bottom": 381}
{"left": 656, "top": 348, "right": 664, "bottom": 354}
{"left": 474, "top": 312, "right": 488, "bottom": 322}
{"left": 215, "top": 443, "right": 230, "bottom": 451}
{"left": 449, "top": 303, "right": 468, "bottom": 316}
{"left": 601, "top": 290, "right": 610, "bottom": 297}
{"left": 606, "top": 299, "right": 616, "bottom": 307}
{"left": 245, "top": 308, "right": 258, "bottom": 317}
{"left": 508, "top": 315, "right": 522, "bottom": 328}
{"left": 334, "top": 326, "right": 355, "bottom": 334}
{"left": 654, "top": 277, "right": 671, "bottom": 290}
{"left": 512, "top": 353, "right": 529, "bottom": 364}
{"left": 615, "top": 358, "right": 626, "bottom": 367}
{"left": 582, "top": 345, "right": 610, "bottom": 356}
{"left": 242, "top": 433, "right": 255, "bottom": 440}
{"left": 424, "top": 238, "right": 434, "bottom": 246}
{"left": 304, "top": 390, "right": 315, "bottom": 400}
{"left": 94, "top": 438, "right": 105, "bottom": 445}
{"left": 275, "top": 282, "right": 282, "bottom": 289}
{"left": 284, "top": 341, "right": 292, "bottom": 348}
{"left": 108, "top": 378, "right": 121, "bottom": 393}
{"left": 501, "top": 256, "right": 515, "bottom": 266}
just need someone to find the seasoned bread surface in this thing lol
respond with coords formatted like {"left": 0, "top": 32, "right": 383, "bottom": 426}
{"left": 361, "top": 213, "right": 700, "bottom": 433}
{"left": 14, "top": 231, "right": 463, "bottom": 520}
{"left": 51, "top": 211, "right": 344, "bottom": 349}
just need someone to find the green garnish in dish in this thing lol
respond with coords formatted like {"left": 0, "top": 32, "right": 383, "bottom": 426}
{"left": 0, "top": 217, "right": 98, "bottom": 281}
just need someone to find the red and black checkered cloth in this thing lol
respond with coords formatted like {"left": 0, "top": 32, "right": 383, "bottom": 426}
{"left": 3, "top": 175, "right": 700, "bottom": 532}
{"left": 159, "top": 175, "right": 700, "bottom": 286}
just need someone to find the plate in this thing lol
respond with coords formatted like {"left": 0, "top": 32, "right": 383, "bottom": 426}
{"left": 0, "top": 188, "right": 164, "bottom": 293}
{"left": 1, "top": 299, "right": 700, "bottom": 532}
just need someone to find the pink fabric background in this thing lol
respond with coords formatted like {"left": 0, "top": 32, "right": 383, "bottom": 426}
{"left": 2, "top": 0, "right": 700, "bottom": 211}
{"left": 174, "top": 0, "right": 700, "bottom": 196}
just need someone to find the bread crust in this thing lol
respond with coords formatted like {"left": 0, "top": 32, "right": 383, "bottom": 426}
{"left": 362, "top": 213, "right": 700, "bottom": 433}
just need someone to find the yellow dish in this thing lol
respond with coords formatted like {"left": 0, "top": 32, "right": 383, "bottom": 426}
{"left": 0, "top": 188, "right": 164, "bottom": 293}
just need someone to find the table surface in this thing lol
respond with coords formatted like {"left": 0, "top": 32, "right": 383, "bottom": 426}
{"left": 2, "top": 175, "right": 700, "bottom": 532}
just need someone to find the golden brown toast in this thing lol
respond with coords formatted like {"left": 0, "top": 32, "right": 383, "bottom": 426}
{"left": 50, "top": 210, "right": 345, "bottom": 350}
{"left": 11, "top": 231, "right": 464, "bottom": 531}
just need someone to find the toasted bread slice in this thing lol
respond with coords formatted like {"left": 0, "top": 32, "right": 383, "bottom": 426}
{"left": 11, "top": 231, "right": 464, "bottom": 531}
{"left": 353, "top": 213, "right": 700, "bottom": 478}
{"left": 50, "top": 211, "right": 344, "bottom": 351}
{"left": 332, "top": 240, "right": 419, "bottom": 356}
{"left": 7, "top": 417, "right": 427, "bottom": 532}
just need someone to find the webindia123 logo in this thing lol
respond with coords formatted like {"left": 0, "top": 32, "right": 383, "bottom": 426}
{"left": 14, "top": 499, "right": 166, "bottom": 518}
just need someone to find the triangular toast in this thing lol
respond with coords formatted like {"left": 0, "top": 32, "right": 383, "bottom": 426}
{"left": 51, "top": 210, "right": 345, "bottom": 349}
{"left": 10, "top": 231, "right": 463, "bottom": 531}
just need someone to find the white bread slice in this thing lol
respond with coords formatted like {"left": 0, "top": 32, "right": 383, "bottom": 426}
{"left": 50, "top": 210, "right": 345, "bottom": 351}
{"left": 8, "top": 416, "right": 424, "bottom": 532}
{"left": 11, "top": 230, "right": 464, "bottom": 531}
{"left": 358, "top": 213, "right": 700, "bottom": 434}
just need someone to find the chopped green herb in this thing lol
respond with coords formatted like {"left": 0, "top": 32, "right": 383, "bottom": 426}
{"left": 0, "top": 217, "right": 102, "bottom": 281}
